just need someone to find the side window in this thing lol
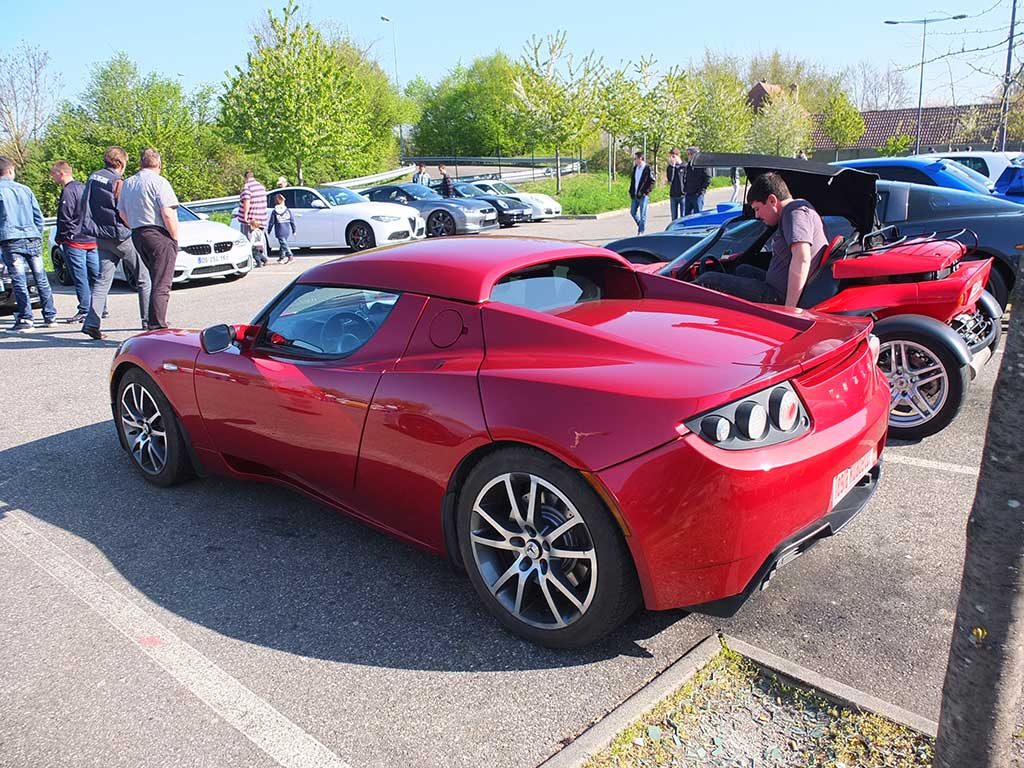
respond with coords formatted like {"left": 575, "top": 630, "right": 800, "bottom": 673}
{"left": 269, "top": 189, "right": 296, "bottom": 208}
{"left": 293, "top": 189, "right": 319, "bottom": 209}
{"left": 892, "top": 167, "right": 935, "bottom": 185}
{"left": 366, "top": 188, "right": 387, "bottom": 202}
{"left": 260, "top": 284, "right": 400, "bottom": 358}
{"left": 956, "top": 157, "right": 989, "bottom": 176}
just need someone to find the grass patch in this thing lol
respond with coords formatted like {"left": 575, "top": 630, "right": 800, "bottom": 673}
{"left": 583, "top": 640, "right": 933, "bottom": 768}
{"left": 208, "top": 211, "right": 233, "bottom": 226}
{"left": 514, "top": 173, "right": 735, "bottom": 215}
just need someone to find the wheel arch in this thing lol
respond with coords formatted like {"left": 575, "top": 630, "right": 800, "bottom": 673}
{"left": 873, "top": 313, "right": 972, "bottom": 368}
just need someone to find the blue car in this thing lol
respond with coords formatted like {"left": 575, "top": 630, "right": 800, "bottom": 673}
{"left": 665, "top": 201, "right": 743, "bottom": 231}
{"left": 832, "top": 157, "right": 1024, "bottom": 202}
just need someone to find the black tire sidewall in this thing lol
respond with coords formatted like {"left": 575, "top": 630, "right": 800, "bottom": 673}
{"left": 115, "top": 367, "right": 190, "bottom": 487}
{"left": 984, "top": 265, "right": 1009, "bottom": 311}
{"left": 347, "top": 222, "right": 375, "bottom": 252}
{"left": 51, "top": 247, "right": 72, "bottom": 286}
{"left": 456, "top": 447, "right": 638, "bottom": 648}
{"left": 878, "top": 329, "right": 970, "bottom": 440}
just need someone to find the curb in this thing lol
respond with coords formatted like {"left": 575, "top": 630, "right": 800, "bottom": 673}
{"left": 557, "top": 200, "right": 672, "bottom": 221}
{"left": 536, "top": 633, "right": 937, "bottom": 768}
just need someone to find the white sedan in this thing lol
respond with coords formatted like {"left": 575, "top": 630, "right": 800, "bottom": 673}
{"left": 469, "top": 180, "right": 561, "bottom": 220}
{"left": 48, "top": 205, "right": 253, "bottom": 286}
{"left": 234, "top": 186, "right": 426, "bottom": 252}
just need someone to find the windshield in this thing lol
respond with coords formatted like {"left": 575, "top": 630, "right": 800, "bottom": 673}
{"left": 176, "top": 205, "right": 200, "bottom": 222}
{"left": 455, "top": 183, "right": 485, "bottom": 197}
{"left": 402, "top": 183, "right": 441, "bottom": 200}
{"left": 493, "top": 182, "right": 518, "bottom": 194}
{"left": 940, "top": 161, "right": 993, "bottom": 194}
{"left": 660, "top": 218, "right": 771, "bottom": 274}
{"left": 315, "top": 186, "right": 366, "bottom": 206}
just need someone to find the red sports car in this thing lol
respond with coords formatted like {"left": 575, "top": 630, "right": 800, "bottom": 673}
{"left": 110, "top": 238, "right": 888, "bottom": 647}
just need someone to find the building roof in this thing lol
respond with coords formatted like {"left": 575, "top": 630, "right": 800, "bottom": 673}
{"left": 298, "top": 237, "right": 630, "bottom": 304}
{"left": 811, "top": 103, "right": 1002, "bottom": 151}
{"left": 747, "top": 81, "right": 799, "bottom": 111}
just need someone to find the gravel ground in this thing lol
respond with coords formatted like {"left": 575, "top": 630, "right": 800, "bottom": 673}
{"left": 584, "top": 646, "right": 934, "bottom": 768}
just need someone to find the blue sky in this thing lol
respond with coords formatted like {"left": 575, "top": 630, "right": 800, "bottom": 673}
{"left": 5, "top": 0, "right": 1014, "bottom": 107}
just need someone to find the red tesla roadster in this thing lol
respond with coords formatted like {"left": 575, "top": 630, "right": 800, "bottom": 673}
{"left": 110, "top": 237, "right": 888, "bottom": 647}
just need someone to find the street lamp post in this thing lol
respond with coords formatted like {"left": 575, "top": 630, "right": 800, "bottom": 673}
{"left": 380, "top": 16, "right": 404, "bottom": 160}
{"left": 885, "top": 13, "right": 967, "bottom": 155}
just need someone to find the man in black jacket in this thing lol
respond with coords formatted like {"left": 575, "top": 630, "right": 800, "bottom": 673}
{"left": 683, "top": 146, "right": 712, "bottom": 215}
{"left": 629, "top": 151, "right": 654, "bottom": 234}
{"left": 80, "top": 146, "right": 151, "bottom": 339}
{"left": 666, "top": 148, "right": 685, "bottom": 221}
{"left": 51, "top": 161, "right": 98, "bottom": 323}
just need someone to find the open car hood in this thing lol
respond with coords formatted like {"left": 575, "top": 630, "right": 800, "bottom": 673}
{"left": 693, "top": 152, "right": 878, "bottom": 236}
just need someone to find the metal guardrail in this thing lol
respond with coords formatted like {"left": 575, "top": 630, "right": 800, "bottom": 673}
{"left": 456, "top": 162, "right": 581, "bottom": 184}
{"left": 405, "top": 155, "right": 568, "bottom": 168}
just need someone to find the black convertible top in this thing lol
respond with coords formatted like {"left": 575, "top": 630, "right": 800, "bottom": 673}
{"left": 692, "top": 152, "right": 878, "bottom": 235}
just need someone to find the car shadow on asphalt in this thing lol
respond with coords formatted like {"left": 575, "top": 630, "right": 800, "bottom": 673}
{"left": 0, "top": 422, "right": 685, "bottom": 671}
{"left": 0, "top": 329, "right": 125, "bottom": 349}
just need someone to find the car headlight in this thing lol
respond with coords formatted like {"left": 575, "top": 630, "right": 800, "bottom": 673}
{"left": 235, "top": 236, "right": 247, "bottom": 246}
{"left": 371, "top": 215, "right": 401, "bottom": 222}
{"left": 683, "top": 382, "right": 809, "bottom": 450}
{"left": 496, "top": 199, "right": 509, "bottom": 209}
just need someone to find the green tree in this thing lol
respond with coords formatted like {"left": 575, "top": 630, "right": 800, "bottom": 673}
{"left": 745, "top": 50, "right": 843, "bottom": 113}
{"left": 875, "top": 133, "right": 914, "bottom": 155}
{"left": 748, "top": 92, "right": 814, "bottom": 158}
{"left": 627, "top": 60, "right": 695, "bottom": 176}
{"left": 820, "top": 90, "right": 865, "bottom": 160}
{"left": 221, "top": 0, "right": 368, "bottom": 185}
{"left": 687, "top": 64, "right": 752, "bottom": 153}
{"left": 597, "top": 65, "right": 642, "bottom": 179}
{"left": 515, "top": 32, "right": 603, "bottom": 193}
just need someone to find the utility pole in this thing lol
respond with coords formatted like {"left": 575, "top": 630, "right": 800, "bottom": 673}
{"left": 998, "top": 0, "right": 1019, "bottom": 151}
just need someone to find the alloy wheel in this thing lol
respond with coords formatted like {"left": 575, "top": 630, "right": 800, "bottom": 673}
{"left": 470, "top": 472, "right": 598, "bottom": 629}
{"left": 119, "top": 382, "right": 168, "bottom": 475}
{"left": 349, "top": 224, "right": 373, "bottom": 251}
{"left": 427, "top": 211, "right": 455, "bottom": 237}
{"left": 879, "top": 340, "right": 950, "bottom": 428}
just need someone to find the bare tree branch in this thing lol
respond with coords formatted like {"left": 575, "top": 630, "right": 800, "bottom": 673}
{"left": 0, "top": 43, "right": 61, "bottom": 167}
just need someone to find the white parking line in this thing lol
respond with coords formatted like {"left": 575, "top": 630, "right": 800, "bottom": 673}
{"left": 0, "top": 509, "right": 350, "bottom": 768}
{"left": 885, "top": 454, "right": 980, "bottom": 477}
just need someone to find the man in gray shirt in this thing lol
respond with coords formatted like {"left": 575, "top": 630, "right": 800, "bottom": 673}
{"left": 118, "top": 148, "right": 179, "bottom": 329}
{"left": 696, "top": 172, "right": 828, "bottom": 306}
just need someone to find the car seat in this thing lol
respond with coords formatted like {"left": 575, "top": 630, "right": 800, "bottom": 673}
{"left": 796, "top": 235, "right": 849, "bottom": 309}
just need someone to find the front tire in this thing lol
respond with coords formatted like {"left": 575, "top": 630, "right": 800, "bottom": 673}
{"left": 115, "top": 368, "right": 192, "bottom": 487}
{"left": 51, "top": 246, "right": 73, "bottom": 285}
{"left": 877, "top": 331, "right": 970, "bottom": 440}
{"left": 427, "top": 210, "right": 456, "bottom": 237}
{"left": 457, "top": 447, "right": 640, "bottom": 648}
{"left": 346, "top": 221, "right": 376, "bottom": 252}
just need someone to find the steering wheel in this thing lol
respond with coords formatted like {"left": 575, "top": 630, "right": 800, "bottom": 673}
{"left": 320, "top": 311, "right": 375, "bottom": 355}
{"left": 671, "top": 251, "right": 725, "bottom": 281}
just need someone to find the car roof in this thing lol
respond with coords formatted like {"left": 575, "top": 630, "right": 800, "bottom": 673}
{"left": 298, "top": 237, "right": 633, "bottom": 304}
{"left": 837, "top": 157, "right": 938, "bottom": 169}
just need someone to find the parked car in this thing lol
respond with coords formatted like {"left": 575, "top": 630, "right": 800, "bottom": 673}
{"left": 607, "top": 153, "right": 1003, "bottom": 440}
{"left": 834, "top": 157, "right": 999, "bottom": 197}
{"left": 50, "top": 204, "right": 253, "bottom": 286}
{"left": 431, "top": 181, "right": 533, "bottom": 227}
{"left": 1, "top": 259, "right": 41, "bottom": 315}
{"left": 232, "top": 186, "right": 425, "bottom": 253}
{"left": 612, "top": 179, "right": 1023, "bottom": 309}
{"left": 361, "top": 183, "right": 498, "bottom": 237}
{"left": 914, "top": 151, "right": 1023, "bottom": 184}
{"left": 108, "top": 237, "right": 887, "bottom": 647}
{"left": 469, "top": 180, "right": 562, "bottom": 220}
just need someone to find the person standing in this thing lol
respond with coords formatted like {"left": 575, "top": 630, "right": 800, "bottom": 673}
{"left": 412, "top": 163, "right": 431, "bottom": 185}
{"left": 666, "top": 148, "right": 685, "bottom": 221}
{"left": 730, "top": 166, "right": 741, "bottom": 203}
{"left": 266, "top": 194, "right": 296, "bottom": 264}
{"left": 51, "top": 161, "right": 98, "bottom": 324}
{"left": 80, "top": 146, "right": 152, "bottom": 340}
{"left": 628, "top": 151, "right": 654, "bottom": 235}
{"left": 797, "top": 149, "right": 809, "bottom": 161}
{"left": 276, "top": 176, "right": 288, "bottom": 189}
{"left": 682, "top": 147, "right": 711, "bottom": 216}
{"left": 438, "top": 165, "right": 455, "bottom": 197}
{"left": 0, "top": 156, "right": 57, "bottom": 330}
{"left": 236, "top": 171, "right": 268, "bottom": 266}
{"left": 117, "top": 148, "right": 179, "bottom": 330}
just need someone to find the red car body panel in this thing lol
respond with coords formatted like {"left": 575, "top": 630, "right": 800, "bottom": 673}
{"left": 110, "top": 239, "right": 888, "bottom": 612}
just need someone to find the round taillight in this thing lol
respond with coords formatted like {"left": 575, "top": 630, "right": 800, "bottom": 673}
{"left": 735, "top": 401, "right": 768, "bottom": 440}
{"left": 701, "top": 415, "right": 732, "bottom": 443}
{"left": 769, "top": 388, "right": 800, "bottom": 431}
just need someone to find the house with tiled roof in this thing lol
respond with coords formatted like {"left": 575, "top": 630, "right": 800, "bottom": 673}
{"left": 747, "top": 81, "right": 799, "bottom": 111}
{"left": 810, "top": 103, "right": 1002, "bottom": 160}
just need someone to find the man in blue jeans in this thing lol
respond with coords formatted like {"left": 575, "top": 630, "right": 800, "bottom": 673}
{"left": 51, "top": 160, "right": 99, "bottom": 324}
{"left": 0, "top": 156, "right": 57, "bottom": 331}
{"left": 628, "top": 151, "right": 654, "bottom": 234}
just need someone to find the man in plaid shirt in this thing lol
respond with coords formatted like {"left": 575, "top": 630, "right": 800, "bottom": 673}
{"left": 237, "top": 171, "right": 268, "bottom": 266}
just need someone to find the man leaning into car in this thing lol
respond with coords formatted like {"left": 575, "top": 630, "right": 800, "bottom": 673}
{"left": 695, "top": 172, "right": 828, "bottom": 307}
{"left": 118, "top": 148, "right": 179, "bottom": 330}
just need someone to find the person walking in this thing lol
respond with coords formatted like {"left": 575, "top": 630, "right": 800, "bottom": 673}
{"left": 666, "top": 148, "right": 685, "bottom": 221}
{"left": 412, "top": 163, "right": 431, "bottom": 185}
{"left": 236, "top": 171, "right": 268, "bottom": 267}
{"left": 267, "top": 194, "right": 296, "bottom": 264}
{"left": 438, "top": 165, "right": 455, "bottom": 197}
{"left": 117, "top": 148, "right": 180, "bottom": 331}
{"left": 682, "top": 147, "right": 711, "bottom": 216}
{"left": 80, "top": 146, "right": 152, "bottom": 340}
{"left": 730, "top": 166, "right": 741, "bottom": 203}
{"left": 0, "top": 156, "right": 57, "bottom": 331}
{"left": 628, "top": 151, "right": 654, "bottom": 235}
{"left": 51, "top": 161, "right": 99, "bottom": 324}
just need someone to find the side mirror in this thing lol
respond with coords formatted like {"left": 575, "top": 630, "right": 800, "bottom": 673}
{"left": 310, "top": 198, "right": 328, "bottom": 209}
{"left": 200, "top": 324, "right": 236, "bottom": 354}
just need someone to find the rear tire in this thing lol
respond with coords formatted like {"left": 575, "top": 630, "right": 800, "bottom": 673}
{"left": 877, "top": 330, "right": 970, "bottom": 441}
{"left": 984, "top": 265, "right": 1009, "bottom": 311}
{"left": 114, "top": 368, "right": 192, "bottom": 487}
{"left": 457, "top": 447, "right": 640, "bottom": 648}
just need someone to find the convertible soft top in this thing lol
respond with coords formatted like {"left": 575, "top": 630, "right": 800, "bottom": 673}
{"left": 299, "top": 237, "right": 634, "bottom": 304}
{"left": 692, "top": 152, "right": 879, "bottom": 236}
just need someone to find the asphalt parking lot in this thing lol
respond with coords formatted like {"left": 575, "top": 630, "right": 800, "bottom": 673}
{"left": 0, "top": 204, "right": 1001, "bottom": 767}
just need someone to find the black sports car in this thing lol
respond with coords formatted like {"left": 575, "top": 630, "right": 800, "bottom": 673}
{"left": 432, "top": 181, "right": 533, "bottom": 227}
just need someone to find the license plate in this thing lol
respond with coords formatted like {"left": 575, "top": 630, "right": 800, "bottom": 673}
{"left": 830, "top": 446, "right": 877, "bottom": 510}
{"left": 197, "top": 254, "right": 229, "bottom": 265}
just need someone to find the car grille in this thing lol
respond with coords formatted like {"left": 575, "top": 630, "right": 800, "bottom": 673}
{"left": 214, "top": 241, "right": 234, "bottom": 253}
{"left": 191, "top": 263, "right": 233, "bottom": 276}
{"left": 182, "top": 244, "right": 212, "bottom": 256}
